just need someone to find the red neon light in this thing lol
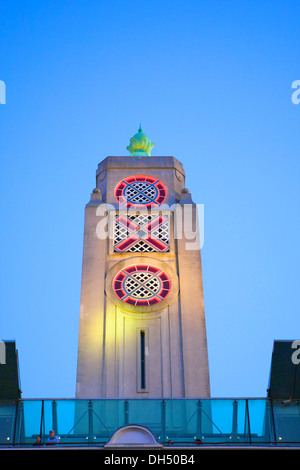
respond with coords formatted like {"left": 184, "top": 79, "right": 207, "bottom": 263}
{"left": 114, "top": 175, "right": 167, "bottom": 208}
{"left": 113, "top": 265, "right": 171, "bottom": 306}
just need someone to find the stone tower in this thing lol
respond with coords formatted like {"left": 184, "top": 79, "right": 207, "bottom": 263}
{"left": 76, "top": 127, "right": 210, "bottom": 398}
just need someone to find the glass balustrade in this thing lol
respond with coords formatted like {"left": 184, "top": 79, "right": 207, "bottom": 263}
{"left": 0, "top": 398, "right": 299, "bottom": 447}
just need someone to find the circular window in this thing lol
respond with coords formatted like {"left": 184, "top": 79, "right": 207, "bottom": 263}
{"left": 113, "top": 265, "right": 171, "bottom": 306}
{"left": 114, "top": 175, "right": 167, "bottom": 208}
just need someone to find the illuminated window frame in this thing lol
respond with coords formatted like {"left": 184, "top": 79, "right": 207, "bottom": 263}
{"left": 114, "top": 175, "right": 167, "bottom": 208}
{"left": 113, "top": 213, "right": 170, "bottom": 253}
{"left": 113, "top": 265, "right": 171, "bottom": 307}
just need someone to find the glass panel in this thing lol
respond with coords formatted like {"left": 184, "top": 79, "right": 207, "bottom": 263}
{"left": 206, "top": 399, "right": 236, "bottom": 443}
{"left": 164, "top": 399, "right": 200, "bottom": 444}
{"left": 234, "top": 399, "right": 249, "bottom": 443}
{"left": 272, "top": 399, "right": 300, "bottom": 444}
{"left": 91, "top": 399, "right": 124, "bottom": 440}
{"left": 247, "top": 399, "right": 274, "bottom": 444}
{"left": 123, "top": 399, "right": 162, "bottom": 442}
{"left": 19, "top": 400, "right": 43, "bottom": 445}
{"left": 43, "top": 399, "right": 88, "bottom": 445}
{"left": 0, "top": 401, "right": 17, "bottom": 445}
{"left": 42, "top": 400, "right": 57, "bottom": 442}
{"left": 61, "top": 399, "right": 124, "bottom": 445}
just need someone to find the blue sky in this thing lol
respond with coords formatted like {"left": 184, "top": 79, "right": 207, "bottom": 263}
{"left": 0, "top": 0, "right": 299, "bottom": 399}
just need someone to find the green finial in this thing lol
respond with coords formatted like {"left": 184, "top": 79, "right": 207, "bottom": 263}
{"left": 127, "top": 126, "right": 154, "bottom": 156}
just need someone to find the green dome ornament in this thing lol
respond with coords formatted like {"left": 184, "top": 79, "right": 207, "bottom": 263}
{"left": 127, "top": 125, "right": 155, "bottom": 156}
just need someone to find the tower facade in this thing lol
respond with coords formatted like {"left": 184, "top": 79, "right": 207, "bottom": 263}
{"left": 76, "top": 128, "right": 210, "bottom": 398}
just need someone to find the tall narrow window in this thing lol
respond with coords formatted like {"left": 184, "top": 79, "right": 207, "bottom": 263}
{"left": 140, "top": 330, "right": 146, "bottom": 390}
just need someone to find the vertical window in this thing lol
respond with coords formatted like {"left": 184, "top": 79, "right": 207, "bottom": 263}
{"left": 137, "top": 328, "right": 148, "bottom": 393}
{"left": 140, "top": 330, "right": 146, "bottom": 390}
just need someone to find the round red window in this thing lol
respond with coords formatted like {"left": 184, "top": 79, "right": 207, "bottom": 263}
{"left": 114, "top": 175, "right": 167, "bottom": 208}
{"left": 113, "top": 265, "right": 171, "bottom": 306}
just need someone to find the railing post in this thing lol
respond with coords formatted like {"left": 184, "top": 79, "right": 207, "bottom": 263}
{"left": 88, "top": 400, "right": 94, "bottom": 442}
{"left": 40, "top": 400, "right": 44, "bottom": 440}
{"left": 265, "top": 399, "right": 273, "bottom": 444}
{"left": 196, "top": 400, "right": 202, "bottom": 440}
{"left": 52, "top": 400, "right": 58, "bottom": 435}
{"left": 232, "top": 400, "right": 238, "bottom": 441}
{"left": 269, "top": 399, "right": 277, "bottom": 445}
{"left": 161, "top": 400, "right": 166, "bottom": 443}
{"left": 124, "top": 400, "right": 129, "bottom": 425}
{"left": 16, "top": 400, "right": 24, "bottom": 445}
{"left": 12, "top": 400, "right": 20, "bottom": 446}
{"left": 245, "top": 399, "right": 251, "bottom": 444}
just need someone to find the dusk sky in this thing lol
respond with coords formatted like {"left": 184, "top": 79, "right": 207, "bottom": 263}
{"left": 1, "top": 0, "right": 299, "bottom": 399}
